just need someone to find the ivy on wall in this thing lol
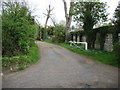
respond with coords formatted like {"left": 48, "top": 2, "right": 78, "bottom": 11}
{"left": 70, "top": 25, "right": 118, "bottom": 51}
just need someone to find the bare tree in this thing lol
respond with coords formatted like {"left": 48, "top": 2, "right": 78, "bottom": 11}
{"left": 43, "top": 5, "right": 54, "bottom": 40}
{"left": 50, "top": 17, "right": 57, "bottom": 26}
{"left": 62, "top": 0, "right": 74, "bottom": 42}
{"left": 44, "top": 5, "right": 54, "bottom": 28}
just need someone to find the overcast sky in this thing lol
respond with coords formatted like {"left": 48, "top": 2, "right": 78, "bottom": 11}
{"left": 26, "top": 0, "right": 120, "bottom": 27}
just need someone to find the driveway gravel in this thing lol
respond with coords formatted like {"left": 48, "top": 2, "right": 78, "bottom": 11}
{"left": 2, "top": 41, "right": 118, "bottom": 88}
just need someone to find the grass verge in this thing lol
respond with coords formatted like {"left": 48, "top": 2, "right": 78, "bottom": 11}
{"left": 2, "top": 43, "right": 40, "bottom": 73}
{"left": 28, "top": 44, "right": 40, "bottom": 64}
{"left": 44, "top": 40, "right": 119, "bottom": 68}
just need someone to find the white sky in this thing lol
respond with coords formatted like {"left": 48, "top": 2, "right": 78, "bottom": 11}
{"left": 26, "top": 0, "right": 120, "bottom": 27}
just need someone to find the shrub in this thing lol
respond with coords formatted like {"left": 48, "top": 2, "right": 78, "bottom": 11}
{"left": 2, "top": 44, "right": 39, "bottom": 71}
{"left": 2, "top": 1, "right": 39, "bottom": 56}
{"left": 52, "top": 25, "right": 65, "bottom": 43}
{"left": 2, "top": 1, "right": 40, "bottom": 72}
{"left": 2, "top": 55, "right": 28, "bottom": 68}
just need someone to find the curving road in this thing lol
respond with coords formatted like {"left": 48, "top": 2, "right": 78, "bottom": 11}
{"left": 2, "top": 41, "right": 118, "bottom": 88}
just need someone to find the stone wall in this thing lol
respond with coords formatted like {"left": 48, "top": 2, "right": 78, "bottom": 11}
{"left": 73, "top": 35, "right": 76, "bottom": 41}
{"left": 82, "top": 36, "right": 86, "bottom": 42}
{"left": 71, "top": 33, "right": 120, "bottom": 52}
{"left": 104, "top": 34, "right": 113, "bottom": 52}
{"left": 95, "top": 33, "right": 100, "bottom": 49}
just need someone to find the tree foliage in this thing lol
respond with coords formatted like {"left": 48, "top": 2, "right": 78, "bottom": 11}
{"left": 47, "top": 26, "right": 54, "bottom": 36}
{"left": 52, "top": 25, "right": 65, "bottom": 43}
{"left": 114, "top": 2, "right": 120, "bottom": 29}
{"left": 113, "top": 2, "right": 120, "bottom": 64}
{"left": 113, "top": 2, "right": 120, "bottom": 43}
{"left": 73, "top": 1, "right": 108, "bottom": 48}
{"left": 46, "top": 25, "right": 65, "bottom": 43}
{"left": 2, "top": 1, "right": 39, "bottom": 56}
{"left": 73, "top": 1, "right": 108, "bottom": 25}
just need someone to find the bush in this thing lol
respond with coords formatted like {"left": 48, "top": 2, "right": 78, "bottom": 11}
{"left": 2, "top": 1, "right": 40, "bottom": 72}
{"left": 52, "top": 25, "right": 65, "bottom": 43}
{"left": 2, "top": 56, "right": 29, "bottom": 67}
{"left": 2, "top": 1, "right": 39, "bottom": 56}
{"left": 2, "top": 44, "right": 39, "bottom": 71}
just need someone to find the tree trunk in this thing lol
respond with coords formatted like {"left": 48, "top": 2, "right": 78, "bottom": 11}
{"left": 62, "top": 0, "right": 74, "bottom": 42}
{"left": 43, "top": 17, "right": 49, "bottom": 40}
{"left": 43, "top": 5, "right": 54, "bottom": 40}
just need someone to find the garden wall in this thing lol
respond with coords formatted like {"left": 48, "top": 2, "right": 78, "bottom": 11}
{"left": 71, "top": 33, "right": 120, "bottom": 52}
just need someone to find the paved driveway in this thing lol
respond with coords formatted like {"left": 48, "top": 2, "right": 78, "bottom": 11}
{"left": 2, "top": 41, "right": 118, "bottom": 88}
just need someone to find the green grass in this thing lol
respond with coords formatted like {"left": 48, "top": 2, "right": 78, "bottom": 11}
{"left": 28, "top": 44, "right": 40, "bottom": 64}
{"left": 2, "top": 43, "right": 40, "bottom": 72}
{"left": 44, "top": 40, "right": 119, "bottom": 68}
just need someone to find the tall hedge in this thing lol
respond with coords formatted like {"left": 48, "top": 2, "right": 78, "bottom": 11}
{"left": 2, "top": 1, "right": 38, "bottom": 56}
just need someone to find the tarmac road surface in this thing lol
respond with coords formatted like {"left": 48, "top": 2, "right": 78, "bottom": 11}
{"left": 2, "top": 41, "right": 118, "bottom": 88}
